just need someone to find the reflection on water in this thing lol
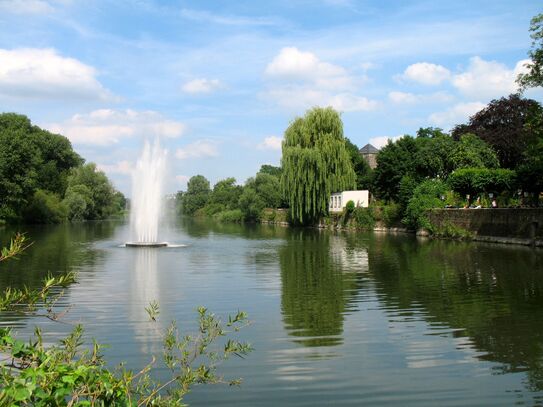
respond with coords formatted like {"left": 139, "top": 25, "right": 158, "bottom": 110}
{"left": 131, "top": 248, "right": 163, "bottom": 354}
{"left": 279, "top": 229, "right": 367, "bottom": 347}
{"left": 2, "top": 220, "right": 543, "bottom": 405}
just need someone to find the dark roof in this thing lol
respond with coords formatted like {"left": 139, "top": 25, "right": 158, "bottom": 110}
{"left": 359, "top": 143, "right": 379, "bottom": 154}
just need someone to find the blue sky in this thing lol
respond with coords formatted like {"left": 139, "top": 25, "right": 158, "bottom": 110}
{"left": 0, "top": 0, "right": 541, "bottom": 195}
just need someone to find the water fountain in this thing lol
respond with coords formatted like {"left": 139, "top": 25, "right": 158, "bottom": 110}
{"left": 126, "top": 139, "right": 168, "bottom": 247}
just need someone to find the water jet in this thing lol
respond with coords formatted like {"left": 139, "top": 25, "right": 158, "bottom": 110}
{"left": 127, "top": 139, "right": 168, "bottom": 247}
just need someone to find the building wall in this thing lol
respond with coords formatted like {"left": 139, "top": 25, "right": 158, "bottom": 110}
{"left": 329, "top": 190, "right": 369, "bottom": 212}
{"left": 362, "top": 153, "right": 378, "bottom": 169}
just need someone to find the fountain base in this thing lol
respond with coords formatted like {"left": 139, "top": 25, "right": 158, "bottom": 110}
{"left": 125, "top": 242, "right": 168, "bottom": 248}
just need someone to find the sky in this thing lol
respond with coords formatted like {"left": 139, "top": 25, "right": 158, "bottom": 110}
{"left": 0, "top": 0, "right": 541, "bottom": 195}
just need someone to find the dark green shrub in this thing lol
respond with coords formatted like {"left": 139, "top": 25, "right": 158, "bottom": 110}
{"left": 381, "top": 203, "right": 401, "bottom": 227}
{"left": 353, "top": 207, "right": 375, "bottom": 229}
{"left": 345, "top": 200, "right": 355, "bottom": 213}
{"left": 404, "top": 179, "right": 447, "bottom": 230}
{"left": 214, "top": 209, "right": 244, "bottom": 223}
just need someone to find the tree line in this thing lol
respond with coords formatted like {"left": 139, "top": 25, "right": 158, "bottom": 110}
{"left": 0, "top": 113, "right": 126, "bottom": 224}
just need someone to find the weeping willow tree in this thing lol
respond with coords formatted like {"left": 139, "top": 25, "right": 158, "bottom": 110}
{"left": 281, "top": 107, "right": 355, "bottom": 225}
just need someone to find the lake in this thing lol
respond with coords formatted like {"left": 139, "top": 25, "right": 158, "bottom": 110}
{"left": 1, "top": 219, "right": 543, "bottom": 406}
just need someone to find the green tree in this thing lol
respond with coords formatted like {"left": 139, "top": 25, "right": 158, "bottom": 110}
{"left": 449, "top": 133, "right": 499, "bottom": 170}
{"left": 65, "top": 163, "right": 120, "bottom": 220}
{"left": 281, "top": 107, "right": 355, "bottom": 225}
{"left": 238, "top": 184, "right": 265, "bottom": 221}
{"left": 413, "top": 128, "right": 456, "bottom": 179}
{"left": 451, "top": 95, "right": 543, "bottom": 169}
{"left": 182, "top": 175, "right": 211, "bottom": 215}
{"left": 259, "top": 164, "right": 282, "bottom": 178}
{"left": 210, "top": 177, "right": 243, "bottom": 209}
{"left": 254, "top": 172, "right": 282, "bottom": 208}
{"left": 373, "top": 136, "right": 418, "bottom": 202}
{"left": 517, "top": 13, "right": 543, "bottom": 91}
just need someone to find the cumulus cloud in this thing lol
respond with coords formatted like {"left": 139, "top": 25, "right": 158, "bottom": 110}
{"left": 397, "top": 62, "right": 451, "bottom": 85}
{"left": 258, "top": 136, "right": 283, "bottom": 151}
{"left": 452, "top": 57, "right": 529, "bottom": 100}
{"left": 175, "top": 140, "right": 218, "bottom": 159}
{"left": 263, "top": 47, "right": 377, "bottom": 112}
{"left": 388, "top": 91, "right": 453, "bottom": 105}
{"left": 369, "top": 135, "right": 404, "bottom": 149}
{"left": 46, "top": 109, "right": 186, "bottom": 146}
{"left": 265, "top": 47, "right": 350, "bottom": 89}
{"left": 0, "top": 0, "right": 54, "bottom": 14}
{"left": 181, "top": 78, "right": 223, "bottom": 94}
{"left": 0, "top": 48, "right": 114, "bottom": 101}
{"left": 428, "top": 102, "right": 486, "bottom": 129}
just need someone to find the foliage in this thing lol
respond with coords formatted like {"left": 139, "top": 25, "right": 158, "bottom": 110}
{"left": 449, "top": 133, "right": 499, "bottom": 170}
{"left": 213, "top": 209, "right": 244, "bottom": 223}
{"left": 0, "top": 233, "right": 31, "bottom": 262}
{"left": 447, "top": 168, "right": 517, "bottom": 201}
{"left": 182, "top": 175, "right": 211, "bottom": 215}
{"left": 403, "top": 179, "right": 447, "bottom": 231}
{"left": 210, "top": 178, "right": 243, "bottom": 210}
{"left": 353, "top": 207, "right": 375, "bottom": 230}
{"left": 345, "top": 200, "right": 355, "bottom": 213}
{"left": 0, "top": 237, "right": 252, "bottom": 405}
{"left": 373, "top": 136, "right": 418, "bottom": 202}
{"left": 517, "top": 13, "right": 543, "bottom": 91}
{"left": 451, "top": 95, "right": 543, "bottom": 169}
{"left": 0, "top": 113, "right": 87, "bottom": 223}
{"left": 413, "top": 127, "right": 456, "bottom": 179}
{"left": 281, "top": 107, "right": 355, "bottom": 225}
{"left": 431, "top": 221, "right": 473, "bottom": 240}
{"left": 238, "top": 185, "right": 265, "bottom": 221}
{"left": 380, "top": 203, "right": 402, "bottom": 228}
{"left": 64, "top": 163, "right": 121, "bottom": 220}
{"left": 254, "top": 172, "right": 283, "bottom": 209}
{"left": 24, "top": 189, "right": 67, "bottom": 224}
{"left": 258, "top": 164, "right": 282, "bottom": 178}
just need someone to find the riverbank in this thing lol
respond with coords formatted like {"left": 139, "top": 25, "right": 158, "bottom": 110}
{"left": 259, "top": 207, "right": 543, "bottom": 248}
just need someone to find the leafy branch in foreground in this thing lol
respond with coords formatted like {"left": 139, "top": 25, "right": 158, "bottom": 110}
{"left": 0, "top": 233, "right": 32, "bottom": 262}
{"left": 0, "top": 237, "right": 252, "bottom": 405}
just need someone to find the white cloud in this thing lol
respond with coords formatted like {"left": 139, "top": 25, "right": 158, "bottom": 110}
{"left": 258, "top": 136, "right": 282, "bottom": 151}
{"left": 46, "top": 109, "right": 186, "bottom": 146}
{"left": 388, "top": 91, "right": 453, "bottom": 105}
{"left": 0, "top": 48, "right": 114, "bottom": 101}
{"left": 97, "top": 160, "right": 134, "bottom": 176}
{"left": 265, "top": 47, "right": 349, "bottom": 88}
{"left": 263, "top": 47, "right": 376, "bottom": 112}
{"left": 369, "top": 135, "right": 404, "bottom": 149}
{"left": 175, "top": 140, "right": 218, "bottom": 159}
{"left": 428, "top": 102, "right": 486, "bottom": 129}
{"left": 452, "top": 56, "right": 529, "bottom": 100}
{"left": 0, "top": 0, "right": 54, "bottom": 14}
{"left": 181, "top": 78, "right": 223, "bottom": 94}
{"left": 397, "top": 62, "right": 451, "bottom": 85}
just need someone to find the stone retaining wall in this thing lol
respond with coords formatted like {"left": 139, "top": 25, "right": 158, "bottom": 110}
{"left": 427, "top": 208, "right": 543, "bottom": 243}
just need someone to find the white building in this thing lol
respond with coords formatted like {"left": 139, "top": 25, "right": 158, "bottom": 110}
{"left": 329, "top": 190, "right": 369, "bottom": 213}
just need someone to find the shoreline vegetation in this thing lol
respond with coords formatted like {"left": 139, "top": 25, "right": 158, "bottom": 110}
{"left": 175, "top": 97, "right": 543, "bottom": 246}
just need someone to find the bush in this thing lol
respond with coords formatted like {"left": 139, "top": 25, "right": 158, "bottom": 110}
{"left": 214, "top": 209, "right": 244, "bottom": 223}
{"left": 345, "top": 200, "right": 355, "bottom": 213}
{"left": 23, "top": 189, "right": 67, "bottom": 224}
{"left": 404, "top": 179, "right": 447, "bottom": 231}
{"left": 353, "top": 207, "right": 375, "bottom": 229}
{"left": 448, "top": 168, "right": 517, "bottom": 202}
{"left": 381, "top": 203, "right": 402, "bottom": 227}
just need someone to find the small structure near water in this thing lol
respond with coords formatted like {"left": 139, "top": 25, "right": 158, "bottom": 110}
{"left": 329, "top": 190, "right": 369, "bottom": 213}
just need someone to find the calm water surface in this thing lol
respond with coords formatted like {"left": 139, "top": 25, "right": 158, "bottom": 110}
{"left": 1, "top": 219, "right": 543, "bottom": 406}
